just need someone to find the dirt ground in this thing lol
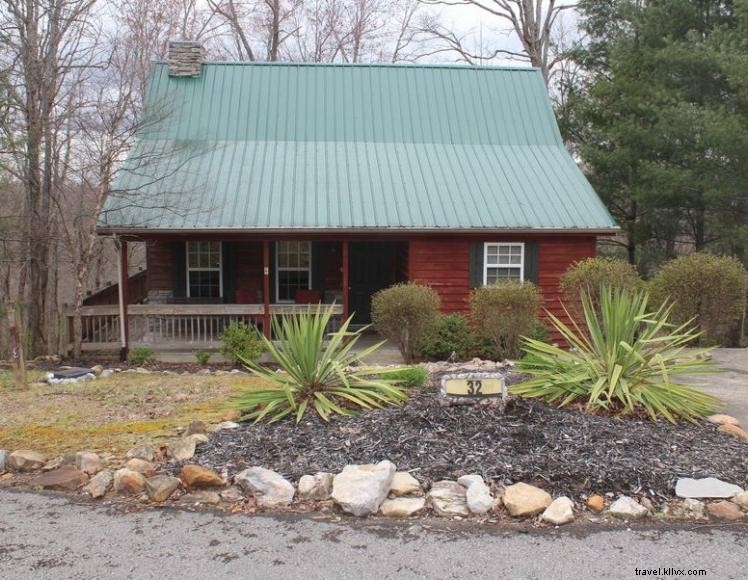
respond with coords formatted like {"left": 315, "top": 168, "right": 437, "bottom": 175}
{"left": 0, "top": 370, "right": 270, "bottom": 455}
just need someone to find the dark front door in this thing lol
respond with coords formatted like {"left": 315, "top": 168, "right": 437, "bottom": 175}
{"left": 348, "top": 243, "right": 400, "bottom": 324}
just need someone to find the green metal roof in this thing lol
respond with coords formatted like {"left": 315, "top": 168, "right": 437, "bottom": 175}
{"left": 100, "top": 62, "right": 617, "bottom": 232}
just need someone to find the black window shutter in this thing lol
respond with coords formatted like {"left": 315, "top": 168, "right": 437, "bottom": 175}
{"left": 311, "top": 242, "right": 327, "bottom": 297}
{"left": 172, "top": 242, "right": 187, "bottom": 298}
{"left": 468, "top": 242, "right": 484, "bottom": 288}
{"left": 524, "top": 242, "right": 539, "bottom": 284}
{"left": 222, "top": 242, "right": 236, "bottom": 303}
{"left": 268, "top": 242, "right": 276, "bottom": 303}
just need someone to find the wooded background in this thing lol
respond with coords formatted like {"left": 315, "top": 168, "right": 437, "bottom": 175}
{"left": 1, "top": 0, "right": 747, "bottom": 358}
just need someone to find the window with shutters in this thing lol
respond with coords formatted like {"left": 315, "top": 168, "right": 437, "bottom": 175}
{"left": 275, "top": 241, "right": 312, "bottom": 302}
{"left": 186, "top": 241, "right": 222, "bottom": 298}
{"left": 483, "top": 243, "right": 524, "bottom": 284}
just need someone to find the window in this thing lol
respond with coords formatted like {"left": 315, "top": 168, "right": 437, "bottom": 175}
{"left": 276, "top": 241, "right": 311, "bottom": 302}
{"left": 186, "top": 241, "right": 222, "bottom": 298}
{"left": 483, "top": 242, "right": 524, "bottom": 284}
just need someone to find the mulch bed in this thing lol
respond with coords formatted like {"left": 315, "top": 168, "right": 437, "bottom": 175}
{"left": 195, "top": 385, "right": 748, "bottom": 501}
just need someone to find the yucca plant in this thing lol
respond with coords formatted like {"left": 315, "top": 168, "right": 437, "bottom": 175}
{"left": 512, "top": 286, "right": 719, "bottom": 423}
{"left": 234, "top": 304, "right": 407, "bottom": 423}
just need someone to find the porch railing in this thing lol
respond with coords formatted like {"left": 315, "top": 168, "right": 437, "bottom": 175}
{"left": 65, "top": 303, "right": 343, "bottom": 352}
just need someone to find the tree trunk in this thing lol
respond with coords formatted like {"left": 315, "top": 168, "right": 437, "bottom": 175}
{"left": 9, "top": 308, "right": 27, "bottom": 390}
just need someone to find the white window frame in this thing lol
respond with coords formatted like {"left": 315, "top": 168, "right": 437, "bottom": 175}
{"left": 275, "top": 241, "right": 312, "bottom": 303}
{"left": 186, "top": 241, "right": 223, "bottom": 298}
{"left": 483, "top": 242, "right": 525, "bottom": 285}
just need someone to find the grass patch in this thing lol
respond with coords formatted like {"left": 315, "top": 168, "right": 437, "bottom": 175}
{"left": 0, "top": 370, "right": 272, "bottom": 455}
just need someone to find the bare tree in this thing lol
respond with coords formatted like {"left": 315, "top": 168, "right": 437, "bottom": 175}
{"left": 423, "top": 0, "right": 575, "bottom": 83}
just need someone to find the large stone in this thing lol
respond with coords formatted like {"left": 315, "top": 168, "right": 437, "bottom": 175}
{"left": 503, "top": 483, "right": 552, "bottom": 517}
{"left": 146, "top": 475, "right": 181, "bottom": 502}
{"left": 457, "top": 474, "right": 484, "bottom": 489}
{"left": 30, "top": 467, "right": 88, "bottom": 491}
{"left": 706, "top": 414, "right": 740, "bottom": 426}
{"left": 541, "top": 497, "right": 575, "bottom": 525}
{"left": 380, "top": 497, "right": 426, "bottom": 517}
{"left": 331, "top": 461, "right": 397, "bottom": 516}
{"left": 185, "top": 433, "right": 209, "bottom": 447}
{"left": 298, "top": 472, "right": 334, "bottom": 501}
{"left": 75, "top": 452, "right": 103, "bottom": 476}
{"left": 235, "top": 467, "right": 295, "bottom": 508}
{"left": 126, "top": 444, "right": 155, "bottom": 462}
{"left": 125, "top": 458, "right": 157, "bottom": 476}
{"left": 114, "top": 468, "right": 147, "bottom": 495}
{"left": 390, "top": 472, "right": 422, "bottom": 497}
{"left": 707, "top": 500, "right": 744, "bottom": 520}
{"left": 466, "top": 480, "right": 495, "bottom": 515}
{"left": 675, "top": 477, "right": 743, "bottom": 499}
{"left": 7, "top": 450, "right": 46, "bottom": 472}
{"left": 666, "top": 498, "right": 706, "bottom": 520}
{"left": 83, "top": 470, "right": 113, "bottom": 498}
{"left": 167, "top": 438, "right": 196, "bottom": 461}
{"left": 717, "top": 423, "right": 748, "bottom": 443}
{"left": 586, "top": 495, "right": 605, "bottom": 513}
{"left": 180, "top": 465, "right": 224, "bottom": 488}
{"left": 732, "top": 491, "right": 748, "bottom": 510}
{"left": 427, "top": 481, "right": 469, "bottom": 517}
{"left": 608, "top": 496, "right": 649, "bottom": 519}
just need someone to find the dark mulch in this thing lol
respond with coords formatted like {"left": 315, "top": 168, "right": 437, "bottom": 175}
{"left": 195, "top": 388, "right": 748, "bottom": 501}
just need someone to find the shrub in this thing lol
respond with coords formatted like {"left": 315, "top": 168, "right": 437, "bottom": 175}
{"left": 560, "top": 257, "right": 640, "bottom": 315}
{"left": 470, "top": 281, "right": 542, "bottom": 360}
{"left": 416, "top": 314, "right": 476, "bottom": 361}
{"left": 512, "top": 287, "right": 718, "bottom": 423}
{"left": 380, "top": 366, "right": 428, "bottom": 388}
{"left": 220, "top": 322, "right": 264, "bottom": 364}
{"left": 233, "top": 305, "right": 407, "bottom": 423}
{"left": 649, "top": 253, "right": 747, "bottom": 346}
{"left": 128, "top": 347, "right": 154, "bottom": 366}
{"left": 194, "top": 350, "right": 211, "bottom": 365}
{"left": 371, "top": 283, "right": 441, "bottom": 363}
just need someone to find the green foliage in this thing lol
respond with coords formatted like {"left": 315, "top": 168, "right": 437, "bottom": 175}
{"left": 560, "top": 0, "right": 748, "bottom": 271}
{"left": 649, "top": 253, "right": 747, "bottom": 346}
{"left": 128, "top": 347, "right": 154, "bottom": 366}
{"left": 233, "top": 305, "right": 407, "bottom": 423}
{"left": 470, "top": 281, "right": 542, "bottom": 360}
{"left": 194, "top": 350, "right": 211, "bottom": 365}
{"left": 379, "top": 366, "right": 428, "bottom": 388}
{"left": 416, "top": 314, "right": 476, "bottom": 361}
{"left": 220, "top": 322, "right": 264, "bottom": 365}
{"left": 371, "top": 283, "right": 441, "bottom": 363}
{"left": 561, "top": 257, "right": 641, "bottom": 316}
{"left": 513, "top": 287, "right": 718, "bottom": 423}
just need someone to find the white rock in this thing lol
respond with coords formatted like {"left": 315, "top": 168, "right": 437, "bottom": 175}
{"left": 126, "top": 444, "right": 156, "bottom": 462}
{"left": 101, "top": 369, "right": 114, "bottom": 378}
{"left": 167, "top": 438, "right": 196, "bottom": 461}
{"left": 213, "top": 421, "right": 240, "bottom": 431}
{"left": 0, "top": 450, "right": 8, "bottom": 473}
{"left": 427, "top": 481, "right": 469, "bottom": 517}
{"left": 331, "top": 461, "right": 396, "bottom": 516}
{"left": 235, "top": 467, "right": 295, "bottom": 508}
{"left": 675, "top": 477, "right": 743, "bottom": 499}
{"left": 732, "top": 491, "right": 748, "bottom": 510}
{"left": 184, "top": 433, "right": 210, "bottom": 446}
{"left": 608, "top": 496, "right": 649, "bottom": 519}
{"left": 389, "top": 472, "right": 422, "bottom": 497}
{"left": 666, "top": 498, "right": 706, "bottom": 520}
{"left": 457, "top": 474, "right": 484, "bottom": 488}
{"left": 75, "top": 452, "right": 103, "bottom": 476}
{"left": 466, "top": 481, "right": 494, "bottom": 515}
{"left": 83, "top": 470, "right": 113, "bottom": 499}
{"left": 541, "top": 497, "right": 575, "bottom": 525}
{"left": 380, "top": 497, "right": 426, "bottom": 517}
{"left": 298, "top": 472, "right": 334, "bottom": 501}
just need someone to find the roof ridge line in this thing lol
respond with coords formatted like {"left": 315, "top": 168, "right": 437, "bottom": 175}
{"left": 151, "top": 60, "right": 540, "bottom": 72}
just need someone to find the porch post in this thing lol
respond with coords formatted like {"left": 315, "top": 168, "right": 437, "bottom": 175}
{"left": 342, "top": 240, "right": 350, "bottom": 322}
{"left": 263, "top": 240, "right": 271, "bottom": 338}
{"left": 117, "top": 238, "right": 130, "bottom": 361}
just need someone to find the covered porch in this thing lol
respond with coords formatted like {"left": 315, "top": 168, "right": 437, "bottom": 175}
{"left": 67, "top": 237, "right": 408, "bottom": 356}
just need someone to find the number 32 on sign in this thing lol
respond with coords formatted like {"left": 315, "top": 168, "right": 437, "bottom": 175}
{"left": 443, "top": 375, "right": 505, "bottom": 397}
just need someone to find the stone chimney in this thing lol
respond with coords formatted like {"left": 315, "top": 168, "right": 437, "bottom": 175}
{"left": 168, "top": 40, "right": 204, "bottom": 78}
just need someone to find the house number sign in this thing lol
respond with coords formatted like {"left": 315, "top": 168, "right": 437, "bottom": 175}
{"left": 438, "top": 372, "right": 507, "bottom": 405}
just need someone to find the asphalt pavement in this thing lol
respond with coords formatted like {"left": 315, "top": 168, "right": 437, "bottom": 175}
{"left": 1, "top": 489, "right": 746, "bottom": 580}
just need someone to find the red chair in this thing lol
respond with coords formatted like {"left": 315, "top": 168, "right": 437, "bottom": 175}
{"left": 295, "top": 289, "right": 321, "bottom": 304}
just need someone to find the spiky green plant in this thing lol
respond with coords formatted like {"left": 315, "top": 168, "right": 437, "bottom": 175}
{"left": 234, "top": 304, "right": 407, "bottom": 423}
{"left": 512, "top": 286, "right": 719, "bottom": 423}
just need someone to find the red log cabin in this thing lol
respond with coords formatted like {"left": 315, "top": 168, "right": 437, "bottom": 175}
{"left": 90, "top": 42, "right": 617, "bottom": 357}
